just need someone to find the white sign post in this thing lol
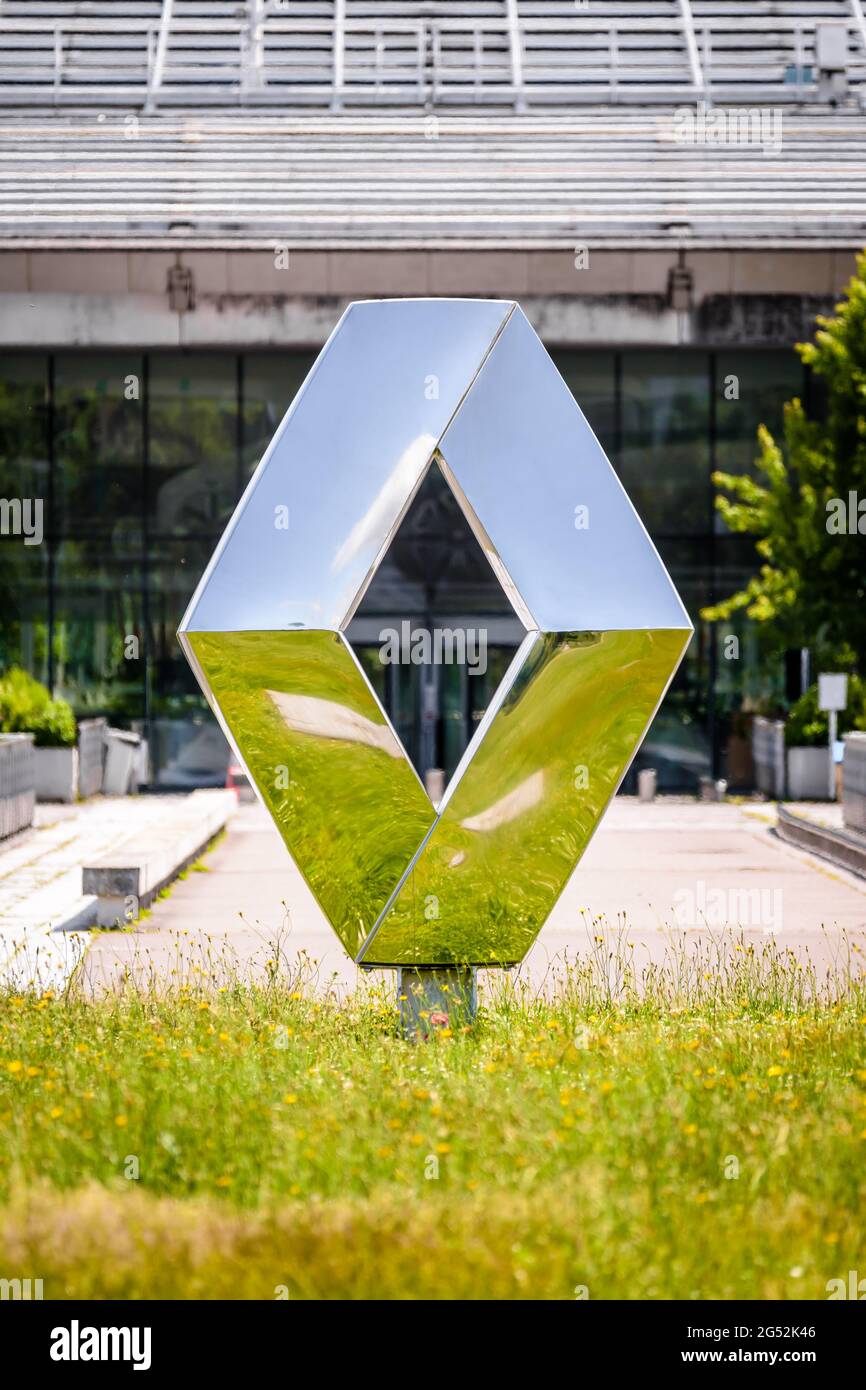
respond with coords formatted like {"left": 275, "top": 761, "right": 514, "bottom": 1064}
{"left": 818, "top": 673, "right": 848, "bottom": 800}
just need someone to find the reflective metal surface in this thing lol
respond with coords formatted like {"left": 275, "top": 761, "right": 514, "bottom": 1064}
{"left": 181, "top": 298, "right": 512, "bottom": 634}
{"left": 359, "top": 629, "right": 690, "bottom": 965}
{"left": 436, "top": 306, "right": 691, "bottom": 633}
{"left": 179, "top": 299, "right": 693, "bottom": 969}
{"left": 183, "top": 629, "right": 434, "bottom": 958}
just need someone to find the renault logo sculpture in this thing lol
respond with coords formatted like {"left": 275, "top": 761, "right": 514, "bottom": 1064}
{"left": 179, "top": 300, "right": 692, "bottom": 1034}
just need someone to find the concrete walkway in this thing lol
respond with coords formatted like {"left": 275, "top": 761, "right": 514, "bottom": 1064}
{"left": 0, "top": 795, "right": 230, "bottom": 991}
{"left": 81, "top": 796, "right": 866, "bottom": 996}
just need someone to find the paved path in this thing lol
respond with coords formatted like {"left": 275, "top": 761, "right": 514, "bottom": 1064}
{"left": 0, "top": 796, "right": 216, "bottom": 990}
{"left": 81, "top": 797, "right": 866, "bottom": 996}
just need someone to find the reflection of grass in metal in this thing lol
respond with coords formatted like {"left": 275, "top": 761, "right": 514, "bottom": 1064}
{"left": 1, "top": 932, "right": 864, "bottom": 1299}
{"left": 189, "top": 628, "right": 687, "bottom": 968}
{"left": 188, "top": 630, "right": 433, "bottom": 958}
{"left": 365, "top": 629, "right": 690, "bottom": 966}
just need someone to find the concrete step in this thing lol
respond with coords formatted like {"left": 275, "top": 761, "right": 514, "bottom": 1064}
{"left": 82, "top": 789, "right": 236, "bottom": 927}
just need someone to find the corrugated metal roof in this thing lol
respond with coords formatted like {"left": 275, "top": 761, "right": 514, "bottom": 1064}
{"left": 1, "top": 109, "right": 863, "bottom": 249}
{"left": 2, "top": 5, "right": 864, "bottom": 250}
{"left": 1, "top": 2, "right": 865, "bottom": 110}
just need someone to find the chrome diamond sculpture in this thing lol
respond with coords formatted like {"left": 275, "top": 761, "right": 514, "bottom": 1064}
{"left": 179, "top": 299, "right": 692, "bottom": 973}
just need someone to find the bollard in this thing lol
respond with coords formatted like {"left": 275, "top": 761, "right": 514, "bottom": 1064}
{"left": 699, "top": 776, "right": 728, "bottom": 802}
{"left": 424, "top": 766, "right": 446, "bottom": 804}
{"left": 638, "top": 767, "right": 657, "bottom": 803}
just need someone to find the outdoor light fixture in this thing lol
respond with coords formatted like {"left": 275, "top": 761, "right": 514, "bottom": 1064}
{"left": 178, "top": 299, "right": 692, "bottom": 1033}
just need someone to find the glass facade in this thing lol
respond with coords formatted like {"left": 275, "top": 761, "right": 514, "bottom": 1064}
{"left": 345, "top": 462, "right": 526, "bottom": 788}
{"left": 0, "top": 346, "right": 806, "bottom": 790}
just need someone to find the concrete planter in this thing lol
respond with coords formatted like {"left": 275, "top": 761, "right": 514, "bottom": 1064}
{"left": 843, "top": 732, "right": 866, "bottom": 833}
{"left": 0, "top": 732, "right": 35, "bottom": 839}
{"left": 786, "top": 746, "right": 831, "bottom": 801}
{"left": 104, "top": 728, "right": 141, "bottom": 795}
{"left": 133, "top": 717, "right": 230, "bottom": 789}
{"left": 77, "top": 717, "right": 107, "bottom": 799}
{"left": 33, "top": 745, "right": 79, "bottom": 803}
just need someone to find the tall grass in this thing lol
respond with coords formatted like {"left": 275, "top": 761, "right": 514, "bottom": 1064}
{"left": 0, "top": 928, "right": 864, "bottom": 1299}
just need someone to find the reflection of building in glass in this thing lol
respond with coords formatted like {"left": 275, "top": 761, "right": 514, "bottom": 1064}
{"left": 0, "top": 2, "right": 861, "bottom": 791}
{"left": 346, "top": 463, "right": 525, "bottom": 788}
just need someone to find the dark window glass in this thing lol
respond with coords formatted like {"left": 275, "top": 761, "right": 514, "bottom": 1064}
{"left": 712, "top": 535, "right": 788, "bottom": 787}
{"left": 620, "top": 351, "right": 711, "bottom": 535}
{"left": 144, "top": 536, "right": 231, "bottom": 788}
{"left": 146, "top": 536, "right": 217, "bottom": 718}
{"left": 243, "top": 352, "right": 316, "bottom": 481}
{"left": 712, "top": 534, "right": 785, "bottom": 711}
{"left": 149, "top": 355, "right": 238, "bottom": 534}
{"left": 53, "top": 542, "right": 144, "bottom": 720}
{"left": 0, "top": 541, "right": 50, "bottom": 685}
{"left": 0, "top": 346, "right": 803, "bottom": 791}
{"left": 714, "top": 348, "right": 802, "bottom": 533}
{"left": 54, "top": 353, "right": 144, "bottom": 539}
{"left": 633, "top": 537, "right": 712, "bottom": 792}
{"left": 0, "top": 354, "right": 49, "bottom": 503}
{"left": 346, "top": 463, "right": 524, "bottom": 787}
{"left": 715, "top": 350, "right": 800, "bottom": 474}
{"left": 552, "top": 350, "right": 617, "bottom": 458}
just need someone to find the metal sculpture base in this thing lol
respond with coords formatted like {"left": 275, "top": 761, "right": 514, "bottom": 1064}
{"left": 398, "top": 967, "right": 477, "bottom": 1040}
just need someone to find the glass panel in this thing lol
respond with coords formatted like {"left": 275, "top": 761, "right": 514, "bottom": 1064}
{"left": 0, "top": 354, "right": 49, "bottom": 503}
{"left": 54, "top": 352, "right": 144, "bottom": 539}
{"left": 714, "top": 348, "right": 802, "bottom": 533}
{"left": 715, "top": 349, "right": 801, "bottom": 475}
{"left": 345, "top": 461, "right": 525, "bottom": 788}
{"left": 145, "top": 536, "right": 230, "bottom": 788}
{"left": 441, "top": 660, "right": 468, "bottom": 777}
{"left": 620, "top": 350, "right": 711, "bottom": 535}
{"left": 392, "top": 663, "right": 421, "bottom": 773}
{"left": 0, "top": 541, "right": 50, "bottom": 686}
{"left": 552, "top": 350, "right": 617, "bottom": 459}
{"left": 630, "top": 537, "right": 712, "bottom": 792}
{"left": 713, "top": 535, "right": 787, "bottom": 788}
{"left": 53, "top": 542, "right": 144, "bottom": 721}
{"left": 0, "top": 346, "right": 784, "bottom": 793}
{"left": 148, "top": 354, "right": 238, "bottom": 534}
{"left": 0, "top": 356, "right": 50, "bottom": 688}
{"left": 242, "top": 351, "right": 316, "bottom": 481}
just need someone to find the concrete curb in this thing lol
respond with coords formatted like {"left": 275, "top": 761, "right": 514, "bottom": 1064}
{"left": 775, "top": 805, "right": 866, "bottom": 881}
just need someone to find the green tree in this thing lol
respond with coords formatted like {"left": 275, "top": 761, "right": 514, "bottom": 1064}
{"left": 703, "top": 253, "right": 866, "bottom": 673}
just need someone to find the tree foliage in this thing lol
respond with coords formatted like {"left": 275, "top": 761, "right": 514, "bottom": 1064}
{"left": 703, "top": 253, "right": 866, "bottom": 672}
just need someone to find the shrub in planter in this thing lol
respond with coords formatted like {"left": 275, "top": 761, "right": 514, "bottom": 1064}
{"left": 784, "top": 676, "right": 866, "bottom": 748}
{"left": 0, "top": 668, "right": 76, "bottom": 747}
{"left": 0, "top": 669, "right": 78, "bottom": 802}
{"left": 784, "top": 677, "right": 866, "bottom": 800}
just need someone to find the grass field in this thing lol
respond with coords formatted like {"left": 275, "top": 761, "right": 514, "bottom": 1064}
{"left": 1, "top": 931, "right": 865, "bottom": 1300}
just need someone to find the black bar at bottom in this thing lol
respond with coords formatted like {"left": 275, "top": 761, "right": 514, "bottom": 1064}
{"left": 4, "top": 1297, "right": 861, "bottom": 1375}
